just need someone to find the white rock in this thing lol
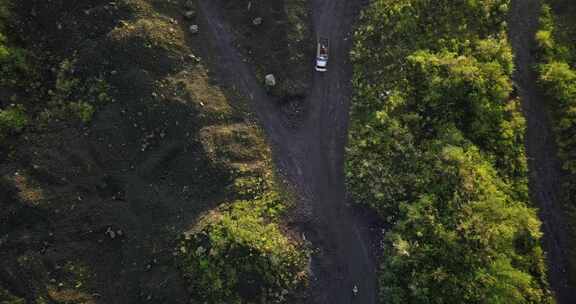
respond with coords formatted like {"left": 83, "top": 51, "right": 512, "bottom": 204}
{"left": 183, "top": 10, "right": 196, "bottom": 20}
{"left": 265, "top": 74, "right": 276, "bottom": 87}
{"left": 252, "top": 17, "right": 263, "bottom": 26}
{"left": 189, "top": 24, "right": 199, "bottom": 34}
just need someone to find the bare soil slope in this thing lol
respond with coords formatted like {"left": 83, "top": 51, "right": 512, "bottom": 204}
{"left": 0, "top": 1, "right": 279, "bottom": 303}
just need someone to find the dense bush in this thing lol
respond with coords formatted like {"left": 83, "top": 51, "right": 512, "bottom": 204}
{"left": 536, "top": 4, "right": 576, "bottom": 174}
{"left": 38, "top": 59, "right": 111, "bottom": 125}
{"left": 380, "top": 132, "right": 548, "bottom": 303}
{"left": 178, "top": 175, "right": 307, "bottom": 304}
{"left": 180, "top": 193, "right": 306, "bottom": 303}
{"left": 0, "top": 104, "right": 27, "bottom": 141}
{"left": 347, "top": 0, "right": 552, "bottom": 302}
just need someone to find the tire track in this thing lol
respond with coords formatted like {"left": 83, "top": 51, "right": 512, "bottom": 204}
{"left": 197, "top": 0, "right": 377, "bottom": 303}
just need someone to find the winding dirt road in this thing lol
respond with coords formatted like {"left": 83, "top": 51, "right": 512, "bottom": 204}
{"left": 197, "top": 0, "right": 377, "bottom": 303}
{"left": 508, "top": 1, "right": 576, "bottom": 303}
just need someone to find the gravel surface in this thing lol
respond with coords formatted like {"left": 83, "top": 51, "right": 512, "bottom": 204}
{"left": 198, "top": 0, "right": 377, "bottom": 303}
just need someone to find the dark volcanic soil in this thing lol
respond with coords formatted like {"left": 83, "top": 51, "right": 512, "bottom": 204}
{"left": 0, "top": 1, "right": 259, "bottom": 303}
{"left": 508, "top": 1, "right": 576, "bottom": 303}
{"left": 197, "top": 0, "right": 378, "bottom": 303}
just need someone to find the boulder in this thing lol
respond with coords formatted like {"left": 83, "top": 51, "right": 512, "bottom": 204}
{"left": 265, "top": 74, "right": 276, "bottom": 87}
{"left": 189, "top": 24, "right": 199, "bottom": 34}
{"left": 252, "top": 17, "right": 263, "bottom": 26}
{"left": 183, "top": 10, "right": 196, "bottom": 20}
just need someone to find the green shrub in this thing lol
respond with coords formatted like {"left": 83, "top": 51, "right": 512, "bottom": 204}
{"left": 379, "top": 136, "right": 550, "bottom": 304}
{"left": 0, "top": 7, "right": 30, "bottom": 87}
{"left": 178, "top": 191, "right": 307, "bottom": 304}
{"left": 0, "top": 0, "right": 10, "bottom": 32}
{"left": 0, "top": 104, "right": 27, "bottom": 140}
{"left": 536, "top": 30, "right": 554, "bottom": 52}
{"left": 535, "top": 4, "right": 576, "bottom": 175}
{"left": 1, "top": 0, "right": 31, "bottom": 84}
{"left": 40, "top": 59, "right": 111, "bottom": 125}
{"left": 539, "top": 61, "right": 576, "bottom": 104}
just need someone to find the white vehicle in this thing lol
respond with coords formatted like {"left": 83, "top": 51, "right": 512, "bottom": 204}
{"left": 315, "top": 38, "right": 329, "bottom": 72}
{"left": 352, "top": 284, "right": 359, "bottom": 296}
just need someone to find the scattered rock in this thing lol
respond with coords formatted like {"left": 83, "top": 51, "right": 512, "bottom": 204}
{"left": 188, "top": 53, "right": 201, "bottom": 62}
{"left": 189, "top": 24, "right": 199, "bottom": 34}
{"left": 183, "top": 10, "right": 196, "bottom": 20}
{"left": 105, "top": 227, "right": 116, "bottom": 239}
{"left": 252, "top": 17, "right": 263, "bottom": 26}
{"left": 265, "top": 74, "right": 276, "bottom": 87}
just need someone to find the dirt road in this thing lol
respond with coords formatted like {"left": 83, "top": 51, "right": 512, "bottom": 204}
{"left": 508, "top": 1, "right": 576, "bottom": 303}
{"left": 197, "top": 0, "right": 377, "bottom": 303}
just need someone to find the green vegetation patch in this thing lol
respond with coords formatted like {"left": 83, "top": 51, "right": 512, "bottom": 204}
{"left": 0, "top": 0, "right": 29, "bottom": 146}
{"left": 0, "top": 104, "right": 27, "bottom": 142}
{"left": 0, "top": 0, "right": 112, "bottom": 144}
{"left": 108, "top": 16, "right": 188, "bottom": 75}
{"left": 347, "top": 0, "right": 552, "bottom": 302}
{"left": 0, "top": 0, "right": 30, "bottom": 88}
{"left": 200, "top": 123, "right": 268, "bottom": 169}
{"left": 39, "top": 59, "right": 112, "bottom": 126}
{"left": 379, "top": 133, "right": 548, "bottom": 303}
{"left": 535, "top": 0, "right": 576, "bottom": 286}
{"left": 536, "top": 3, "right": 576, "bottom": 175}
{"left": 165, "top": 67, "right": 234, "bottom": 124}
{"left": 178, "top": 173, "right": 308, "bottom": 304}
{"left": 174, "top": 76, "right": 308, "bottom": 302}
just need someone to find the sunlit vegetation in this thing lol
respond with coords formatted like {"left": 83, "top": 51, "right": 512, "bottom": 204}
{"left": 535, "top": 0, "right": 576, "bottom": 286}
{"left": 178, "top": 170, "right": 308, "bottom": 304}
{"left": 347, "top": 0, "right": 553, "bottom": 302}
{"left": 0, "top": 104, "right": 27, "bottom": 142}
{"left": 0, "top": 0, "right": 29, "bottom": 142}
{"left": 0, "top": 0, "right": 112, "bottom": 144}
{"left": 180, "top": 122, "right": 308, "bottom": 304}
{"left": 39, "top": 59, "right": 111, "bottom": 125}
{"left": 0, "top": 0, "right": 29, "bottom": 87}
